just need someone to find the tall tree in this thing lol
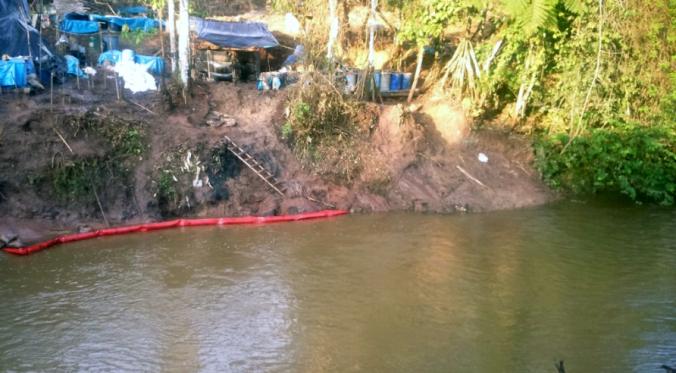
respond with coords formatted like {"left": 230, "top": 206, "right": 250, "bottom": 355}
{"left": 177, "top": 0, "right": 190, "bottom": 88}
{"left": 167, "top": 0, "right": 177, "bottom": 73}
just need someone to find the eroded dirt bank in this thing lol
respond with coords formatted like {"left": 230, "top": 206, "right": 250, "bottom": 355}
{"left": 0, "top": 81, "right": 552, "bottom": 245}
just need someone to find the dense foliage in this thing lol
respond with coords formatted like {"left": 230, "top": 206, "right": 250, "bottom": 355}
{"left": 263, "top": 0, "right": 674, "bottom": 203}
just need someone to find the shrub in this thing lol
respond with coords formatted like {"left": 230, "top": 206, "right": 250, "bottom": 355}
{"left": 536, "top": 123, "right": 676, "bottom": 205}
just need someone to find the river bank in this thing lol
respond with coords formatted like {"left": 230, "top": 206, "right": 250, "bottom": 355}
{"left": 0, "top": 80, "right": 552, "bottom": 246}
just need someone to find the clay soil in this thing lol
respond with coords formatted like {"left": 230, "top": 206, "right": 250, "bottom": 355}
{"left": 0, "top": 79, "right": 552, "bottom": 246}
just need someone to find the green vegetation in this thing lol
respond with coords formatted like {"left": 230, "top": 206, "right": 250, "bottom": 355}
{"left": 120, "top": 26, "right": 158, "bottom": 47}
{"left": 275, "top": 0, "right": 675, "bottom": 204}
{"left": 47, "top": 113, "right": 146, "bottom": 205}
{"left": 283, "top": 73, "right": 374, "bottom": 182}
{"left": 50, "top": 158, "right": 108, "bottom": 203}
{"left": 536, "top": 125, "right": 676, "bottom": 205}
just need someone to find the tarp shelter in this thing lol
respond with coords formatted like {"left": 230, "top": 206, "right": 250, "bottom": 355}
{"left": 191, "top": 17, "right": 279, "bottom": 50}
{"left": 0, "top": 57, "right": 34, "bottom": 87}
{"left": 59, "top": 12, "right": 99, "bottom": 34}
{"left": 0, "top": 0, "right": 54, "bottom": 60}
{"left": 60, "top": 13, "right": 161, "bottom": 34}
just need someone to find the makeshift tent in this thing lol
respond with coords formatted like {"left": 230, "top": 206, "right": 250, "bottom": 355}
{"left": 0, "top": 0, "right": 54, "bottom": 60}
{"left": 60, "top": 13, "right": 161, "bottom": 34}
{"left": 191, "top": 17, "right": 279, "bottom": 50}
{"left": 0, "top": 57, "right": 34, "bottom": 87}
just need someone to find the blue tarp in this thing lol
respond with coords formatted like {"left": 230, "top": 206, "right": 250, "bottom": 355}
{"left": 98, "top": 49, "right": 122, "bottom": 65}
{"left": 106, "top": 16, "right": 160, "bottom": 32}
{"left": 59, "top": 18, "right": 100, "bottom": 34}
{"left": 60, "top": 13, "right": 160, "bottom": 34}
{"left": 98, "top": 50, "right": 164, "bottom": 74}
{"left": 134, "top": 54, "right": 164, "bottom": 74}
{"left": 0, "top": 0, "right": 54, "bottom": 60}
{"left": 191, "top": 17, "right": 279, "bottom": 49}
{"left": 0, "top": 58, "right": 29, "bottom": 87}
{"left": 65, "top": 55, "right": 85, "bottom": 77}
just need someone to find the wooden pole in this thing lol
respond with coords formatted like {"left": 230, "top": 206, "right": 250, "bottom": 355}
{"left": 98, "top": 24, "right": 104, "bottom": 52}
{"left": 114, "top": 73, "right": 120, "bottom": 100}
{"left": 50, "top": 72, "right": 53, "bottom": 110}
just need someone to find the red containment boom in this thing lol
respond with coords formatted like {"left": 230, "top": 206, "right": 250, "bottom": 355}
{"left": 2, "top": 210, "right": 348, "bottom": 256}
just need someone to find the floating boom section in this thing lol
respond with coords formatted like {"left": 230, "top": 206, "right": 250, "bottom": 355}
{"left": 2, "top": 210, "right": 348, "bottom": 256}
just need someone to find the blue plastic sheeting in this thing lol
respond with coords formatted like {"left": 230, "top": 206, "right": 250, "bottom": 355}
{"left": 98, "top": 50, "right": 122, "bottom": 65}
{"left": 0, "top": 0, "right": 54, "bottom": 60}
{"left": 118, "top": 6, "right": 150, "bottom": 15}
{"left": 65, "top": 55, "right": 85, "bottom": 77}
{"left": 191, "top": 17, "right": 279, "bottom": 49}
{"left": 282, "top": 45, "right": 304, "bottom": 66}
{"left": 61, "top": 13, "right": 160, "bottom": 33}
{"left": 59, "top": 18, "right": 100, "bottom": 34}
{"left": 134, "top": 54, "right": 164, "bottom": 74}
{"left": 106, "top": 16, "right": 160, "bottom": 32}
{"left": 97, "top": 50, "right": 164, "bottom": 75}
{"left": 0, "top": 0, "right": 28, "bottom": 16}
{"left": 0, "top": 58, "right": 29, "bottom": 87}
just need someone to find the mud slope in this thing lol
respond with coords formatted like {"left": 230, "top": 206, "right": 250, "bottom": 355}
{"left": 0, "top": 81, "right": 552, "bottom": 244}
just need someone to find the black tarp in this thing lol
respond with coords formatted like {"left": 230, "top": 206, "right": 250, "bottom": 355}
{"left": 191, "top": 17, "right": 279, "bottom": 50}
{"left": 0, "top": 0, "right": 53, "bottom": 60}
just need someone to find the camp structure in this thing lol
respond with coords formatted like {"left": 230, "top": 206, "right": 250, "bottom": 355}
{"left": 0, "top": 0, "right": 53, "bottom": 61}
{"left": 190, "top": 17, "right": 279, "bottom": 82}
{"left": 0, "top": 0, "right": 55, "bottom": 88}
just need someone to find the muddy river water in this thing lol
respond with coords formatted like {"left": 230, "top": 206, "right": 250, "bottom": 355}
{"left": 1, "top": 201, "right": 675, "bottom": 372}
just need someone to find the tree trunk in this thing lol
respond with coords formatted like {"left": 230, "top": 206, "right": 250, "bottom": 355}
{"left": 326, "top": 0, "right": 338, "bottom": 61}
{"left": 157, "top": 6, "right": 165, "bottom": 60}
{"left": 407, "top": 44, "right": 424, "bottom": 103}
{"left": 167, "top": 0, "right": 177, "bottom": 73}
{"left": 178, "top": 0, "right": 190, "bottom": 88}
{"left": 367, "top": 0, "right": 377, "bottom": 67}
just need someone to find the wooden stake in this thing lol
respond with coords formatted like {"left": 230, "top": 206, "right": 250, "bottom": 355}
{"left": 92, "top": 182, "right": 110, "bottom": 227}
{"left": 114, "top": 73, "right": 120, "bottom": 100}
{"left": 50, "top": 72, "right": 53, "bottom": 111}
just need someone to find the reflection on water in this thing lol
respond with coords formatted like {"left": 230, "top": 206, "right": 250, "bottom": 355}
{"left": 1, "top": 202, "right": 675, "bottom": 372}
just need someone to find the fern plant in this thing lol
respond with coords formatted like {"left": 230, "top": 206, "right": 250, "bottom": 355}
{"left": 500, "top": 0, "right": 585, "bottom": 34}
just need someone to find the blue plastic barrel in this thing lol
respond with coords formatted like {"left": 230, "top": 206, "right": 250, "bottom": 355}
{"left": 373, "top": 70, "right": 381, "bottom": 90}
{"left": 402, "top": 73, "right": 413, "bottom": 90}
{"left": 380, "top": 71, "right": 391, "bottom": 92}
{"left": 390, "top": 72, "right": 403, "bottom": 91}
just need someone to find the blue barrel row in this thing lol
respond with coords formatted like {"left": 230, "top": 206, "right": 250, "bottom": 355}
{"left": 344, "top": 70, "right": 413, "bottom": 93}
{"left": 374, "top": 71, "right": 412, "bottom": 92}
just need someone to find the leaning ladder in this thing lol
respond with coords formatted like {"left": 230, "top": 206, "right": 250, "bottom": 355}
{"left": 223, "top": 135, "right": 285, "bottom": 196}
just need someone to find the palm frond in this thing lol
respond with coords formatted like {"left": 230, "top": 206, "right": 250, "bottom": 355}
{"left": 500, "top": 0, "right": 558, "bottom": 34}
{"left": 561, "top": 0, "right": 586, "bottom": 14}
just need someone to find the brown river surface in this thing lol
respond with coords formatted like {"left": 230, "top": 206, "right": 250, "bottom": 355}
{"left": 1, "top": 201, "right": 675, "bottom": 372}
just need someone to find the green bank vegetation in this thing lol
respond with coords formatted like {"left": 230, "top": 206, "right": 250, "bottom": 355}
{"left": 48, "top": 114, "right": 146, "bottom": 205}
{"left": 270, "top": 0, "right": 675, "bottom": 204}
